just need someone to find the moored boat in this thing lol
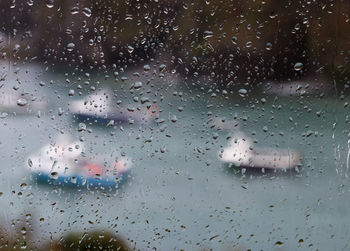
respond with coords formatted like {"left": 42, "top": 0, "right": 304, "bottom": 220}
{"left": 219, "top": 132, "right": 301, "bottom": 170}
{"left": 0, "top": 92, "right": 48, "bottom": 114}
{"left": 69, "top": 89, "right": 159, "bottom": 125}
{"left": 27, "top": 136, "right": 132, "bottom": 188}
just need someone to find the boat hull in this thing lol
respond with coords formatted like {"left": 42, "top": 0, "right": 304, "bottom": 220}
{"left": 73, "top": 113, "right": 144, "bottom": 125}
{"left": 32, "top": 171, "right": 130, "bottom": 189}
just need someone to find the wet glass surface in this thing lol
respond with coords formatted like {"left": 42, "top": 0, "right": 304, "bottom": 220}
{"left": 1, "top": 1, "right": 350, "bottom": 250}
{"left": 0, "top": 64, "right": 349, "bottom": 250}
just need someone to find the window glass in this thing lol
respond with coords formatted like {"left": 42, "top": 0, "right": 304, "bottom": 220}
{"left": 0, "top": 0, "right": 349, "bottom": 250}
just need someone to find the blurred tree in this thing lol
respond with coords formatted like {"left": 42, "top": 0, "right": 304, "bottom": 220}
{"left": 48, "top": 231, "right": 130, "bottom": 251}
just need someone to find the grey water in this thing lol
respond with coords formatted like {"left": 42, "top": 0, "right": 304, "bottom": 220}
{"left": 0, "top": 64, "right": 349, "bottom": 250}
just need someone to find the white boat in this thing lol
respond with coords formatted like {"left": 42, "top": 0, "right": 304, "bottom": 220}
{"left": 69, "top": 89, "right": 159, "bottom": 124}
{"left": 213, "top": 117, "right": 239, "bottom": 131}
{"left": 0, "top": 92, "right": 48, "bottom": 114}
{"left": 262, "top": 79, "right": 330, "bottom": 97}
{"left": 219, "top": 132, "right": 301, "bottom": 170}
{"left": 27, "top": 136, "right": 132, "bottom": 188}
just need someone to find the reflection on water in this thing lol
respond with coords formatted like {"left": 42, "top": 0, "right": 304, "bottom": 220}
{"left": 0, "top": 64, "right": 349, "bottom": 250}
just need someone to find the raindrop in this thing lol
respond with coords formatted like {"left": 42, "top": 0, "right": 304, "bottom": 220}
{"left": 294, "top": 62, "right": 303, "bottom": 71}
{"left": 71, "top": 176, "right": 77, "bottom": 184}
{"left": 10, "top": 0, "right": 16, "bottom": 8}
{"left": 0, "top": 112, "right": 8, "bottom": 119}
{"left": 203, "top": 30, "right": 213, "bottom": 39}
{"left": 68, "top": 89, "right": 75, "bottom": 96}
{"left": 58, "top": 107, "right": 64, "bottom": 116}
{"left": 67, "top": 43, "right": 75, "bottom": 52}
{"left": 265, "top": 42, "right": 272, "bottom": 51}
{"left": 71, "top": 6, "right": 79, "bottom": 14}
{"left": 245, "top": 41, "right": 252, "bottom": 48}
{"left": 269, "top": 11, "right": 277, "bottom": 19}
{"left": 134, "top": 81, "right": 143, "bottom": 90}
{"left": 13, "top": 44, "right": 20, "bottom": 52}
{"left": 78, "top": 123, "right": 86, "bottom": 132}
{"left": 159, "top": 64, "right": 166, "bottom": 72}
{"left": 125, "top": 14, "right": 133, "bottom": 20}
{"left": 20, "top": 227, "right": 26, "bottom": 235}
{"left": 46, "top": 0, "right": 54, "bottom": 8}
{"left": 143, "top": 64, "right": 151, "bottom": 72}
{"left": 82, "top": 7, "right": 92, "bottom": 17}
{"left": 232, "top": 36, "right": 238, "bottom": 44}
{"left": 238, "top": 88, "right": 248, "bottom": 97}
{"left": 127, "top": 46, "right": 134, "bottom": 53}
{"left": 50, "top": 171, "right": 58, "bottom": 180}
{"left": 171, "top": 115, "right": 177, "bottom": 123}
{"left": 275, "top": 241, "right": 284, "bottom": 246}
{"left": 17, "top": 98, "right": 27, "bottom": 107}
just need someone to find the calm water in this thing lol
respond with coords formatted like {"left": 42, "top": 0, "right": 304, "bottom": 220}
{"left": 0, "top": 64, "right": 349, "bottom": 250}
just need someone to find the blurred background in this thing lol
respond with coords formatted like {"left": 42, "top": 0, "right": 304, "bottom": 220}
{"left": 0, "top": 0, "right": 349, "bottom": 250}
{"left": 1, "top": 0, "right": 350, "bottom": 89}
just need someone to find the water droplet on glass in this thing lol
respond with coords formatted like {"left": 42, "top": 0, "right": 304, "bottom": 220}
{"left": 68, "top": 89, "right": 75, "bottom": 96}
{"left": 171, "top": 115, "right": 177, "bottom": 123}
{"left": 17, "top": 98, "right": 27, "bottom": 107}
{"left": 134, "top": 81, "right": 143, "bottom": 90}
{"left": 46, "top": 0, "right": 54, "bottom": 8}
{"left": 143, "top": 64, "right": 151, "bottom": 72}
{"left": 71, "top": 176, "right": 77, "bottom": 184}
{"left": 0, "top": 112, "right": 8, "bottom": 119}
{"left": 275, "top": 241, "right": 284, "bottom": 246}
{"left": 71, "top": 6, "right": 79, "bottom": 15}
{"left": 127, "top": 46, "right": 134, "bottom": 53}
{"left": 82, "top": 7, "right": 92, "bottom": 17}
{"left": 203, "top": 30, "right": 213, "bottom": 39}
{"left": 78, "top": 123, "right": 86, "bottom": 132}
{"left": 238, "top": 88, "right": 248, "bottom": 97}
{"left": 269, "top": 11, "right": 277, "bottom": 19}
{"left": 125, "top": 14, "right": 133, "bottom": 20}
{"left": 13, "top": 44, "right": 20, "bottom": 52}
{"left": 67, "top": 43, "right": 75, "bottom": 52}
{"left": 265, "top": 42, "right": 272, "bottom": 51}
{"left": 50, "top": 171, "right": 58, "bottom": 180}
{"left": 21, "top": 227, "right": 26, "bottom": 235}
{"left": 232, "top": 36, "right": 238, "bottom": 44}
{"left": 58, "top": 107, "right": 64, "bottom": 116}
{"left": 159, "top": 64, "right": 166, "bottom": 72}
{"left": 10, "top": 0, "right": 16, "bottom": 8}
{"left": 294, "top": 62, "right": 303, "bottom": 71}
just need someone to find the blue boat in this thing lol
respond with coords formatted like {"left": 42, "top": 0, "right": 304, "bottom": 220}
{"left": 32, "top": 171, "right": 130, "bottom": 189}
{"left": 69, "top": 89, "right": 159, "bottom": 125}
{"left": 27, "top": 136, "right": 132, "bottom": 189}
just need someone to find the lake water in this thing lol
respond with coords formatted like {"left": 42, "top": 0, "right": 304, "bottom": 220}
{"left": 0, "top": 64, "right": 349, "bottom": 250}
